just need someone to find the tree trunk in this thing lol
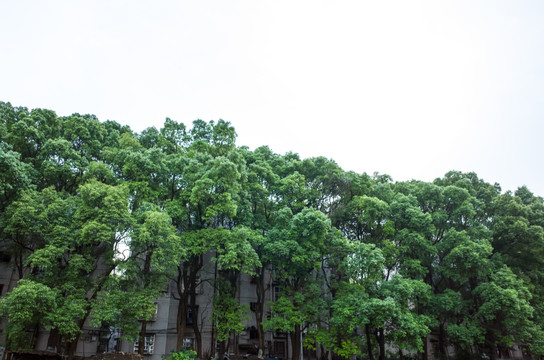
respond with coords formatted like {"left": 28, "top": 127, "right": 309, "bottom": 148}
{"left": 255, "top": 267, "right": 266, "bottom": 357}
{"left": 175, "top": 255, "right": 203, "bottom": 356}
{"left": 219, "top": 340, "right": 226, "bottom": 358}
{"left": 177, "top": 296, "right": 188, "bottom": 350}
{"left": 66, "top": 333, "right": 81, "bottom": 360}
{"left": 138, "top": 320, "right": 148, "bottom": 355}
{"left": 286, "top": 332, "right": 290, "bottom": 360}
{"left": 319, "top": 344, "right": 326, "bottom": 360}
{"left": 176, "top": 265, "right": 190, "bottom": 350}
{"left": 486, "top": 333, "right": 497, "bottom": 360}
{"left": 190, "top": 256, "right": 203, "bottom": 358}
{"left": 365, "top": 324, "right": 374, "bottom": 360}
{"left": 45, "top": 328, "right": 62, "bottom": 355}
{"left": 66, "top": 271, "right": 113, "bottom": 360}
{"left": 137, "top": 251, "right": 153, "bottom": 356}
{"left": 16, "top": 252, "right": 24, "bottom": 280}
{"left": 66, "top": 312, "right": 92, "bottom": 359}
{"left": 291, "top": 326, "right": 301, "bottom": 360}
{"left": 211, "top": 255, "right": 218, "bottom": 358}
{"left": 376, "top": 328, "right": 385, "bottom": 360}
{"left": 422, "top": 334, "right": 428, "bottom": 360}
{"left": 438, "top": 323, "right": 448, "bottom": 359}
{"left": 192, "top": 301, "right": 202, "bottom": 357}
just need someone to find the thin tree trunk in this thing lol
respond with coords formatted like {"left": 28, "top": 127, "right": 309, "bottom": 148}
{"left": 211, "top": 255, "right": 218, "bottom": 358}
{"left": 255, "top": 267, "right": 266, "bottom": 357}
{"left": 66, "top": 336, "right": 79, "bottom": 359}
{"left": 286, "top": 332, "right": 290, "bottom": 360}
{"left": 319, "top": 344, "right": 326, "bottom": 360}
{"left": 219, "top": 340, "right": 226, "bottom": 358}
{"left": 438, "top": 323, "right": 447, "bottom": 359}
{"left": 422, "top": 334, "right": 428, "bottom": 360}
{"left": 176, "top": 266, "right": 190, "bottom": 350}
{"left": 137, "top": 251, "right": 154, "bottom": 356}
{"left": 176, "top": 295, "right": 188, "bottom": 350}
{"left": 486, "top": 333, "right": 497, "bottom": 360}
{"left": 17, "top": 253, "right": 24, "bottom": 280}
{"left": 138, "top": 320, "right": 148, "bottom": 355}
{"left": 365, "top": 324, "right": 374, "bottom": 360}
{"left": 66, "top": 267, "right": 115, "bottom": 360}
{"left": 47, "top": 328, "right": 62, "bottom": 355}
{"left": 192, "top": 301, "right": 202, "bottom": 357}
{"left": 375, "top": 328, "right": 385, "bottom": 360}
{"left": 191, "top": 256, "right": 203, "bottom": 358}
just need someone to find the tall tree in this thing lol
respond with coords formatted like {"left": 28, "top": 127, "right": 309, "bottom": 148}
{"left": 24, "top": 181, "right": 131, "bottom": 358}
{"left": 264, "top": 207, "right": 340, "bottom": 360}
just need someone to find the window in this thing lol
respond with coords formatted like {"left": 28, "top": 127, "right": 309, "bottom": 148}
{"left": 250, "top": 302, "right": 261, "bottom": 313}
{"left": 0, "top": 251, "right": 10, "bottom": 262}
{"left": 183, "top": 337, "right": 194, "bottom": 351}
{"left": 195, "top": 276, "right": 203, "bottom": 294}
{"left": 134, "top": 334, "right": 155, "bottom": 355}
{"left": 273, "top": 283, "right": 282, "bottom": 302}
{"left": 186, "top": 306, "right": 198, "bottom": 325}
{"left": 249, "top": 326, "right": 259, "bottom": 340}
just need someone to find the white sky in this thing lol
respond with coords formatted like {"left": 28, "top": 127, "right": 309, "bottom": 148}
{"left": 1, "top": 1, "right": 543, "bottom": 196}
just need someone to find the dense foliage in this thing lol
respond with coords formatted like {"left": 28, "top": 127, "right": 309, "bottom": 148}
{"left": 0, "top": 101, "right": 543, "bottom": 360}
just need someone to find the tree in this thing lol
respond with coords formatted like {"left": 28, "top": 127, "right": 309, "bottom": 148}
{"left": 236, "top": 146, "right": 283, "bottom": 356}
{"left": 0, "top": 279, "right": 57, "bottom": 351}
{"left": 335, "top": 240, "right": 431, "bottom": 360}
{"left": 23, "top": 181, "right": 131, "bottom": 358}
{"left": 490, "top": 188, "right": 544, "bottom": 358}
{"left": 212, "top": 226, "right": 261, "bottom": 356}
{"left": 124, "top": 208, "right": 184, "bottom": 355}
{"left": 264, "top": 207, "right": 339, "bottom": 360}
{"left": 474, "top": 265, "right": 544, "bottom": 359}
{"left": 164, "top": 119, "right": 244, "bottom": 357}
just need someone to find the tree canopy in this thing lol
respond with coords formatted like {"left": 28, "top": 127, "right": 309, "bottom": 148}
{"left": 0, "top": 101, "right": 543, "bottom": 360}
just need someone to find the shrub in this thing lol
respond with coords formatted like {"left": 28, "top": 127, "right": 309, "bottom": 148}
{"left": 162, "top": 349, "right": 197, "bottom": 360}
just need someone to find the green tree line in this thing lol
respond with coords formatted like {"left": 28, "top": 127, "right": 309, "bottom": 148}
{"left": 0, "top": 101, "right": 543, "bottom": 360}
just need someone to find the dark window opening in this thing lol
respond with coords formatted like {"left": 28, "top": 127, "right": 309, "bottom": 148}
{"left": 249, "top": 326, "right": 259, "bottom": 339}
{"left": 187, "top": 306, "right": 198, "bottom": 325}
{"left": 0, "top": 251, "right": 11, "bottom": 262}
{"left": 273, "top": 282, "right": 282, "bottom": 302}
{"left": 250, "top": 302, "right": 261, "bottom": 313}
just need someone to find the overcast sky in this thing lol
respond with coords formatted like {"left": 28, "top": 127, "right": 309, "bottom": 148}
{"left": 1, "top": 1, "right": 543, "bottom": 196}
